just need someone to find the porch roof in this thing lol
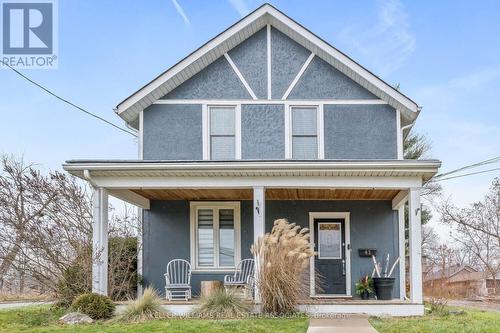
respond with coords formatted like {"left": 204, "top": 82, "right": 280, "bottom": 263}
{"left": 63, "top": 159, "right": 440, "bottom": 181}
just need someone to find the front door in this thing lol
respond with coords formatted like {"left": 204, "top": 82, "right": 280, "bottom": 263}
{"left": 314, "top": 218, "right": 346, "bottom": 295}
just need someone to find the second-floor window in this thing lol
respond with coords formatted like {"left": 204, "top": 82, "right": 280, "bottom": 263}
{"left": 210, "top": 106, "right": 235, "bottom": 160}
{"left": 291, "top": 106, "right": 318, "bottom": 159}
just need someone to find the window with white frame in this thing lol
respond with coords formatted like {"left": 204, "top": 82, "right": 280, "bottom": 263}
{"left": 190, "top": 202, "right": 240, "bottom": 270}
{"left": 209, "top": 106, "right": 236, "bottom": 160}
{"left": 291, "top": 106, "right": 318, "bottom": 159}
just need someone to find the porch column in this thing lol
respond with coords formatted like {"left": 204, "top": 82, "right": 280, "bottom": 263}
{"left": 253, "top": 186, "right": 265, "bottom": 303}
{"left": 398, "top": 205, "right": 406, "bottom": 300}
{"left": 408, "top": 188, "right": 422, "bottom": 304}
{"left": 92, "top": 187, "right": 109, "bottom": 296}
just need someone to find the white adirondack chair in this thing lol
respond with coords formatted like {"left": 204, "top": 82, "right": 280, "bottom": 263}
{"left": 223, "top": 259, "right": 255, "bottom": 298}
{"left": 164, "top": 259, "right": 192, "bottom": 301}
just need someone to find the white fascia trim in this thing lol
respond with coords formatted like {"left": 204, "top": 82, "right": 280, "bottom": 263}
{"left": 267, "top": 24, "right": 272, "bottom": 99}
{"left": 107, "top": 189, "right": 150, "bottom": 209}
{"left": 224, "top": 53, "right": 257, "bottom": 100}
{"left": 154, "top": 99, "right": 387, "bottom": 105}
{"left": 79, "top": 175, "right": 424, "bottom": 191}
{"left": 282, "top": 52, "right": 315, "bottom": 99}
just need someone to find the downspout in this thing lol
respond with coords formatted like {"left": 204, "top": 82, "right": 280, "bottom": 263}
{"left": 83, "top": 169, "right": 98, "bottom": 188}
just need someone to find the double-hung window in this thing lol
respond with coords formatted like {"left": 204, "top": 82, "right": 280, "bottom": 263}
{"left": 291, "top": 106, "right": 318, "bottom": 159}
{"left": 190, "top": 202, "right": 240, "bottom": 270}
{"left": 209, "top": 106, "right": 236, "bottom": 160}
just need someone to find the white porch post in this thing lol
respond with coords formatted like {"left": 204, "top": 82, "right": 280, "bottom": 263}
{"left": 253, "top": 186, "right": 265, "bottom": 303}
{"left": 408, "top": 188, "right": 422, "bottom": 303}
{"left": 398, "top": 205, "right": 406, "bottom": 300}
{"left": 92, "top": 187, "right": 109, "bottom": 296}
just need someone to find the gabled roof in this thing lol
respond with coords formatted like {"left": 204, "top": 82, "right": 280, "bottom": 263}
{"left": 116, "top": 3, "right": 420, "bottom": 130}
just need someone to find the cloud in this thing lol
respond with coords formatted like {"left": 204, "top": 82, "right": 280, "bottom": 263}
{"left": 450, "top": 65, "right": 500, "bottom": 90}
{"left": 338, "top": 0, "right": 416, "bottom": 75}
{"left": 228, "top": 0, "right": 251, "bottom": 17}
{"left": 171, "top": 0, "right": 190, "bottom": 26}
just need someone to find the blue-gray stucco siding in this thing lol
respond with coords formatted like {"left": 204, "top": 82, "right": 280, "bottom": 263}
{"left": 242, "top": 104, "right": 285, "bottom": 159}
{"left": 288, "top": 56, "right": 377, "bottom": 100}
{"left": 162, "top": 57, "right": 251, "bottom": 99}
{"left": 324, "top": 104, "right": 397, "bottom": 159}
{"left": 143, "top": 104, "right": 202, "bottom": 160}
{"left": 228, "top": 28, "right": 267, "bottom": 99}
{"left": 271, "top": 27, "right": 311, "bottom": 99}
{"left": 142, "top": 200, "right": 400, "bottom": 298}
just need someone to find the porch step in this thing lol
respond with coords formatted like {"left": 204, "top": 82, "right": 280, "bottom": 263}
{"left": 307, "top": 315, "right": 378, "bottom": 333}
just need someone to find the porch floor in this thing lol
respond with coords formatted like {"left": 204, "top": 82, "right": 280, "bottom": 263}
{"left": 158, "top": 298, "right": 410, "bottom": 305}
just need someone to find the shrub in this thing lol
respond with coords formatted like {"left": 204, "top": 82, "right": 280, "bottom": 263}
{"left": 192, "top": 290, "right": 251, "bottom": 318}
{"left": 71, "top": 293, "right": 116, "bottom": 320}
{"left": 117, "top": 287, "right": 167, "bottom": 322}
{"left": 54, "top": 261, "right": 91, "bottom": 309}
{"left": 427, "top": 297, "right": 449, "bottom": 316}
{"left": 251, "top": 219, "right": 314, "bottom": 314}
{"left": 109, "top": 236, "right": 138, "bottom": 301}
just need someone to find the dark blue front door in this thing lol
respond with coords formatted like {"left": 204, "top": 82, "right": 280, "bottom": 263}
{"left": 314, "top": 218, "right": 346, "bottom": 295}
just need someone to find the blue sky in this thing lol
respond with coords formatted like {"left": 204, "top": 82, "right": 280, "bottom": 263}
{"left": 1, "top": 0, "right": 499, "bottom": 239}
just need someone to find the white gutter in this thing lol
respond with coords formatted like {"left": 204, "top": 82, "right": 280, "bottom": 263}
{"left": 65, "top": 160, "right": 441, "bottom": 172}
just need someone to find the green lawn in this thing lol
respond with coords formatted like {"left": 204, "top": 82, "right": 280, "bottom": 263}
{"left": 0, "top": 306, "right": 309, "bottom": 333}
{"left": 371, "top": 306, "right": 500, "bottom": 333}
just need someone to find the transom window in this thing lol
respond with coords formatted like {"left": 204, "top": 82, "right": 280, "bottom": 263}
{"left": 291, "top": 106, "right": 318, "bottom": 159}
{"left": 209, "top": 106, "right": 236, "bottom": 160}
{"left": 190, "top": 202, "right": 241, "bottom": 270}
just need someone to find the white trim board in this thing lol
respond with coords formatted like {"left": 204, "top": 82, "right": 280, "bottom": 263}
{"left": 224, "top": 53, "right": 257, "bottom": 100}
{"left": 309, "top": 212, "right": 351, "bottom": 298}
{"left": 267, "top": 24, "right": 272, "bottom": 99}
{"left": 282, "top": 52, "right": 315, "bottom": 99}
{"left": 154, "top": 99, "right": 387, "bottom": 105}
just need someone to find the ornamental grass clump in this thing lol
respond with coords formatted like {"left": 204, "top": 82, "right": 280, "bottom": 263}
{"left": 117, "top": 287, "right": 167, "bottom": 322}
{"left": 192, "top": 289, "right": 251, "bottom": 318}
{"left": 251, "top": 219, "right": 314, "bottom": 314}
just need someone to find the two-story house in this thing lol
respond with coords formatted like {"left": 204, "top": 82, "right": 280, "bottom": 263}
{"left": 64, "top": 4, "right": 440, "bottom": 316}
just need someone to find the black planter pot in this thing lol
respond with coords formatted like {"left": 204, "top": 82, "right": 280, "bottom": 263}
{"left": 360, "top": 290, "right": 370, "bottom": 300}
{"left": 373, "top": 277, "right": 395, "bottom": 300}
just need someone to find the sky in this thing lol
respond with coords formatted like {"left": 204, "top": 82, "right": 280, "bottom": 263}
{"left": 1, "top": 0, "right": 499, "bottom": 240}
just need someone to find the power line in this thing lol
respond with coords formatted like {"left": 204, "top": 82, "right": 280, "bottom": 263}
{"left": 434, "top": 156, "right": 500, "bottom": 179}
{"left": 433, "top": 167, "right": 500, "bottom": 182}
{"left": 1, "top": 60, "right": 137, "bottom": 137}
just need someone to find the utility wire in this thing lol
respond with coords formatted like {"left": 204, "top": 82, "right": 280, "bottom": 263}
{"left": 1, "top": 60, "right": 137, "bottom": 137}
{"left": 433, "top": 167, "right": 500, "bottom": 182}
{"left": 433, "top": 156, "right": 500, "bottom": 179}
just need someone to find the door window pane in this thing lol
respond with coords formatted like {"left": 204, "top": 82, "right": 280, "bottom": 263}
{"left": 218, "top": 209, "right": 235, "bottom": 266}
{"left": 197, "top": 209, "right": 214, "bottom": 267}
{"left": 318, "top": 223, "right": 341, "bottom": 259}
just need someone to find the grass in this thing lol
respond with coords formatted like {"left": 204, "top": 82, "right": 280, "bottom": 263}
{"left": 370, "top": 306, "right": 500, "bottom": 333}
{"left": 116, "top": 287, "right": 167, "bottom": 322}
{"left": 192, "top": 290, "right": 251, "bottom": 318}
{"left": 0, "top": 306, "right": 309, "bottom": 333}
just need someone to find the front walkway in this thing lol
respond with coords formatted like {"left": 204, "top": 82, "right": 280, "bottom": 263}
{"left": 307, "top": 315, "right": 378, "bottom": 333}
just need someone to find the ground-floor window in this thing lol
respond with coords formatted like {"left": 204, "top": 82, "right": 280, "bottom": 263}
{"left": 190, "top": 201, "right": 241, "bottom": 270}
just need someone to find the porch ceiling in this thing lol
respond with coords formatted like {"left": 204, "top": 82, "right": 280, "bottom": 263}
{"left": 131, "top": 188, "right": 400, "bottom": 201}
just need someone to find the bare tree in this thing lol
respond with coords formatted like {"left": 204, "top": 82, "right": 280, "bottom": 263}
{"left": 440, "top": 178, "right": 500, "bottom": 294}
{"left": 0, "top": 154, "right": 139, "bottom": 301}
